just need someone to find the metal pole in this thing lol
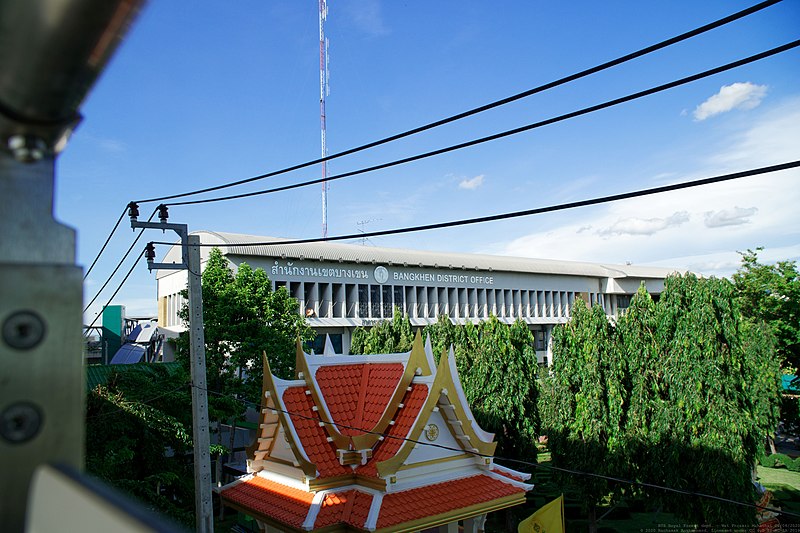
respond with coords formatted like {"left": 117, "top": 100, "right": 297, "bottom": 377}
{"left": 186, "top": 234, "right": 214, "bottom": 533}
{"left": 131, "top": 218, "right": 214, "bottom": 532}
{"left": 0, "top": 2, "right": 143, "bottom": 530}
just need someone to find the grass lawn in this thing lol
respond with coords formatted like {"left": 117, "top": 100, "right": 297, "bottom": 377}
{"left": 756, "top": 465, "right": 800, "bottom": 524}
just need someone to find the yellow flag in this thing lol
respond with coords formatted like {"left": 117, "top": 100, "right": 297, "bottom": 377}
{"left": 518, "top": 495, "right": 564, "bottom": 533}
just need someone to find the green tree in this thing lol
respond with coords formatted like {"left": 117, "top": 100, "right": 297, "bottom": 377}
{"left": 539, "top": 300, "right": 622, "bottom": 531}
{"left": 86, "top": 364, "right": 197, "bottom": 526}
{"left": 456, "top": 317, "right": 539, "bottom": 462}
{"left": 732, "top": 248, "right": 800, "bottom": 372}
{"left": 540, "top": 276, "right": 783, "bottom": 527}
{"left": 631, "top": 275, "right": 768, "bottom": 524}
{"left": 350, "top": 308, "right": 414, "bottom": 355}
{"left": 177, "top": 248, "right": 314, "bottom": 398}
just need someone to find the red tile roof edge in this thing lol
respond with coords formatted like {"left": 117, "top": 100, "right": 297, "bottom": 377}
{"left": 373, "top": 474, "right": 528, "bottom": 532}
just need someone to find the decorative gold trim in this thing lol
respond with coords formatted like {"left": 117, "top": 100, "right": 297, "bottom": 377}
{"left": 396, "top": 453, "right": 473, "bottom": 471}
{"left": 375, "top": 347, "right": 495, "bottom": 478}
{"left": 306, "top": 473, "right": 356, "bottom": 491}
{"left": 253, "top": 351, "right": 317, "bottom": 478}
{"left": 294, "top": 338, "right": 305, "bottom": 380}
{"left": 435, "top": 348, "right": 496, "bottom": 457}
{"left": 354, "top": 474, "right": 388, "bottom": 491}
{"left": 407, "top": 329, "right": 434, "bottom": 376}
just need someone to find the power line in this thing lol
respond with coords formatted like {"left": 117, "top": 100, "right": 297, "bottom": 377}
{"left": 163, "top": 39, "right": 800, "bottom": 208}
{"left": 194, "top": 384, "right": 798, "bottom": 520}
{"left": 131, "top": 0, "right": 782, "bottom": 205}
{"left": 83, "top": 209, "right": 156, "bottom": 314}
{"left": 85, "top": 246, "right": 146, "bottom": 330}
{"left": 86, "top": 383, "right": 189, "bottom": 421}
{"left": 84, "top": 206, "right": 127, "bottom": 280}
{"left": 153, "top": 161, "right": 800, "bottom": 249}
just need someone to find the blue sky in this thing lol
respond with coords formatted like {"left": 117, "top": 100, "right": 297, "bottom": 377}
{"left": 57, "top": 1, "right": 800, "bottom": 321}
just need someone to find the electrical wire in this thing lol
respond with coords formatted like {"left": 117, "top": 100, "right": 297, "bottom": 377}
{"left": 86, "top": 383, "right": 189, "bottom": 421}
{"left": 131, "top": 0, "right": 782, "bottom": 205}
{"left": 193, "top": 383, "right": 798, "bottom": 519}
{"left": 85, "top": 246, "right": 146, "bottom": 330}
{"left": 83, "top": 209, "right": 156, "bottom": 314}
{"left": 84, "top": 206, "right": 127, "bottom": 280}
{"left": 153, "top": 160, "right": 800, "bottom": 249}
{"left": 163, "top": 39, "right": 800, "bottom": 208}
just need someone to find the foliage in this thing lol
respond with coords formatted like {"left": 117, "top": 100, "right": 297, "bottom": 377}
{"left": 759, "top": 452, "right": 800, "bottom": 472}
{"left": 732, "top": 248, "right": 800, "bottom": 372}
{"left": 540, "top": 275, "right": 783, "bottom": 526}
{"left": 350, "top": 308, "right": 414, "bottom": 355}
{"left": 85, "top": 364, "right": 196, "bottom": 525}
{"left": 538, "top": 299, "right": 622, "bottom": 525}
{"left": 351, "top": 312, "right": 539, "bottom": 461}
{"left": 176, "top": 248, "right": 314, "bottom": 410}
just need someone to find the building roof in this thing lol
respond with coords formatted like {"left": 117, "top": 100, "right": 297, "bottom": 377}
{"left": 176, "top": 230, "right": 679, "bottom": 280}
{"left": 219, "top": 332, "right": 532, "bottom": 532}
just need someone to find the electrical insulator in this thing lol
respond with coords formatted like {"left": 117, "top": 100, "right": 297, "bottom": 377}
{"left": 127, "top": 201, "right": 139, "bottom": 222}
{"left": 145, "top": 242, "right": 156, "bottom": 264}
{"left": 157, "top": 204, "right": 169, "bottom": 224}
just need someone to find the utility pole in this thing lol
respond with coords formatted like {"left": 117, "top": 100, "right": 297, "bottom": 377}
{"left": 129, "top": 203, "right": 214, "bottom": 533}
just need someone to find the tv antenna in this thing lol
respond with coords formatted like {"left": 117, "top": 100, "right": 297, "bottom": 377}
{"left": 356, "top": 218, "right": 381, "bottom": 246}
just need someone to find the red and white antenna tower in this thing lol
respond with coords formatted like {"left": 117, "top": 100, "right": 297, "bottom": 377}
{"left": 319, "top": 0, "right": 330, "bottom": 238}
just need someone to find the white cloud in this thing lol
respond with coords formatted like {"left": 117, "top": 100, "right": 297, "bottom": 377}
{"left": 458, "top": 174, "right": 485, "bottom": 190}
{"left": 598, "top": 211, "right": 689, "bottom": 237}
{"left": 704, "top": 206, "right": 758, "bottom": 228}
{"left": 499, "top": 96, "right": 800, "bottom": 278}
{"left": 345, "top": 0, "right": 389, "bottom": 37}
{"left": 693, "top": 82, "right": 767, "bottom": 121}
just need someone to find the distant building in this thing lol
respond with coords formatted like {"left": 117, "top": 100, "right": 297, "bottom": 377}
{"left": 156, "top": 231, "right": 678, "bottom": 361}
{"left": 218, "top": 333, "right": 532, "bottom": 532}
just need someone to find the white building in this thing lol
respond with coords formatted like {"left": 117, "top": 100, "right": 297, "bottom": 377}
{"left": 157, "top": 231, "right": 679, "bottom": 362}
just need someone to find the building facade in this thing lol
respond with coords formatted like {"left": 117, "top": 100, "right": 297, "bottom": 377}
{"left": 156, "top": 231, "right": 679, "bottom": 361}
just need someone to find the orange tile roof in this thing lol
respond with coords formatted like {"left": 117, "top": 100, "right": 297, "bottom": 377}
{"left": 358, "top": 383, "right": 429, "bottom": 477}
{"left": 376, "top": 474, "right": 525, "bottom": 529}
{"left": 313, "top": 489, "right": 374, "bottom": 529}
{"left": 220, "top": 475, "right": 314, "bottom": 529}
{"left": 316, "top": 363, "right": 404, "bottom": 436}
{"left": 282, "top": 386, "right": 350, "bottom": 479}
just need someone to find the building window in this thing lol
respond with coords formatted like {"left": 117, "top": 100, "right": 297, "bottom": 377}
{"left": 617, "top": 294, "right": 632, "bottom": 310}
{"left": 393, "top": 286, "right": 405, "bottom": 315}
{"left": 370, "top": 285, "right": 381, "bottom": 318}
{"left": 382, "top": 285, "right": 392, "bottom": 317}
{"left": 358, "top": 284, "right": 369, "bottom": 318}
{"left": 535, "top": 329, "right": 546, "bottom": 352}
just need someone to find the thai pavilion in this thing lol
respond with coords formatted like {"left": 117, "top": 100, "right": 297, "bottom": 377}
{"left": 218, "top": 332, "right": 532, "bottom": 532}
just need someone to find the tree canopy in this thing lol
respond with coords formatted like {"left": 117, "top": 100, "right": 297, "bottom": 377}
{"left": 177, "top": 247, "right": 314, "bottom": 410}
{"left": 540, "top": 275, "right": 782, "bottom": 527}
{"left": 732, "top": 248, "right": 800, "bottom": 372}
{"left": 86, "top": 364, "right": 197, "bottom": 526}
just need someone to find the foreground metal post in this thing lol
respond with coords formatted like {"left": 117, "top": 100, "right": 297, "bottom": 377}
{"left": 132, "top": 219, "right": 213, "bottom": 533}
{"left": 0, "top": 1, "right": 143, "bottom": 530}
